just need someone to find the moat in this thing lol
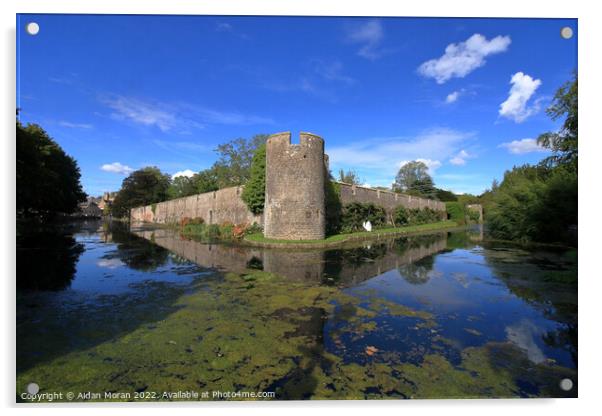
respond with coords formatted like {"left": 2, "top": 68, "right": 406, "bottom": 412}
{"left": 16, "top": 220, "right": 577, "bottom": 400}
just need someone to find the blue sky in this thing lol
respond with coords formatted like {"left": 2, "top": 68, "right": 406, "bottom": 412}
{"left": 16, "top": 15, "right": 577, "bottom": 196}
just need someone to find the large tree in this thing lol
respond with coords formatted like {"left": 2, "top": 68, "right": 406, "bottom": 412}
{"left": 111, "top": 167, "right": 171, "bottom": 218}
{"left": 393, "top": 161, "right": 436, "bottom": 198}
{"left": 17, "top": 121, "right": 86, "bottom": 220}
{"left": 212, "top": 134, "right": 268, "bottom": 188}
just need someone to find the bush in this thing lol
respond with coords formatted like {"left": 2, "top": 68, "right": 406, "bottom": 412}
{"left": 394, "top": 206, "right": 409, "bottom": 226}
{"left": 467, "top": 209, "right": 481, "bottom": 222}
{"left": 341, "top": 202, "right": 386, "bottom": 233}
{"left": 446, "top": 201, "right": 466, "bottom": 225}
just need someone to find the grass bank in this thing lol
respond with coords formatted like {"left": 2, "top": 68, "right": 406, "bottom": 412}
{"left": 243, "top": 220, "right": 458, "bottom": 248}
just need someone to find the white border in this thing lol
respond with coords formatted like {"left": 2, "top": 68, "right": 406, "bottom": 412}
{"left": 3, "top": 1, "right": 601, "bottom": 415}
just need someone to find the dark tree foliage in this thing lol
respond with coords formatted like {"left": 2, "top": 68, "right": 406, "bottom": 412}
{"left": 111, "top": 167, "right": 171, "bottom": 218}
{"left": 241, "top": 144, "right": 266, "bottom": 214}
{"left": 17, "top": 122, "right": 86, "bottom": 219}
{"left": 435, "top": 188, "right": 458, "bottom": 202}
{"left": 325, "top": 180, "right": 343, "bottom": 236}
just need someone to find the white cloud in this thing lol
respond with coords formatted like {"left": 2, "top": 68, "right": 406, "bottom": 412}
{"left": 328, "top": 128, "right": 474, "bottom": 185}
{"left": 172, "top": 169, "right": 196, "bottom": 179}
{"left": 449, "top": 149, "right": 472, "bottom": 165}
{"left": 97, "top": 259, "right": 124, "bottom": 269}
{"left": 312, "top": 60, "right": 355, "bottom": 85}
{"left": 59, "top": 121, "right": 93, "bottom": 129}
{"left": 101, "top": 162, "right": 134, "bottom": 175}
{"left": 499, "top": 72, "right": 542, "bottom": 122}
{"left": 418, "top": 34, "right": 511, "bottom": 84}
{"left": 103, "top": 96, "right": 177, "bottom": 132}
{"left": 216, "top": 22, "right": 233, "bottom": 32}
{"left": 498, "top": 138, "right": 547, "bottom": 154}
{"left": 445, "top": 91, "right": 460, "bottom": 104}
{"left": 347, "top": 20, "right": 384, "bottom": 60}
{"left": 101, "top": 95, "right": 273, "bottom": 132}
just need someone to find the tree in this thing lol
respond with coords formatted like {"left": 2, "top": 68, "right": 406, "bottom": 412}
{"left": 394, "top": 161, "right": 436, "bottom": 198}
{"left": 191, "top": 169, "right": 219, "bottom": 194}
{"left": 537, "top": 73, "right": 577, "bottom": 170}
{"left": 241, "top": 144, "right": 266, "bottom": 214}
{"left": 337, "top": 169, "right": 363, "bottom": 185}
{"left": 111, "top": 167, "right": 171, "bottom": 218}
{"left": 212, "top": 134, "right": 268, "bottom": 188}
{"left": 168, "top": 175, "right": 197, "bottom": 199}
{"left": 487, "top": 74, "right": 578, "bottom": 245}
{"left": 17, "top": 121, "right": 86, "bottom": 220}
{"left": 435, "top": 188, "right": 458, "bottom": 202}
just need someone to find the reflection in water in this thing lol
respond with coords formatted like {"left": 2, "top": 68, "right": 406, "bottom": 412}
{"left": 131, "top": 226, "right": 449, "bottom": 286}
{"left": 17, "top": 227, "right": 85, "bottom": 291}
{"left": 16, "top": 221, "right": 577, "bottom": 400}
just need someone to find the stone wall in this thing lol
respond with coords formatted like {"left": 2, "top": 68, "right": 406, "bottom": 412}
{"left": 129, "top": 186, "right": 262, "bottom": 226}
{"left": 264, "top": 132, "right": 325, "bottom": 240}
{"left": 336, "top": 182, "right": 446, "bottom": 222}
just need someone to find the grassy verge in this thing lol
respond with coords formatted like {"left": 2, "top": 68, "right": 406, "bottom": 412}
{"left": 244, "top": 220, "right": 458, "bottom": 248}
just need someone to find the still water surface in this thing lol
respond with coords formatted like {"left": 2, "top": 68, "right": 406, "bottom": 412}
{"left": 16, "top": 220, "right": 577, "bottom": 400}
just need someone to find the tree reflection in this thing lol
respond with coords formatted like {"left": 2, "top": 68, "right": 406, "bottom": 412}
{"left": 397, "top": 256, "right": 436, "bottom": 285}
{"left": 104, "top": 225, "right": 170, "bottom": 272}
{"left": 17, "top": 230, "right": 84, "bottom": 291}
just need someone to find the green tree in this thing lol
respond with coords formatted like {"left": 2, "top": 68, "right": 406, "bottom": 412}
{"left": 241, "top": 144, "right": 266, "bottom": 214}
{"left": 394, "top": 161, "right": 436, "bottom": 198}
{"left": 537, "top": 73, "right": 577, "bottom": 170}
{"left": 487, "top": 74, "right": 578, "bottom": 245}
{"left": 337, "top": 169, "right": 363, "bottom": 185}
{"left": 17, "top": 121, "right": 86, "bottom": 220}
{"left": 191, "top": 169, "right": 219, "bottom": 194}
{"left": 111, "top": 167, "right": 171, "bottom": 218}
{"left": 168, "top": 175, "right": 197, "bottom": 199}
{"left": 212, "top": 134, "right": 268, "bottom": 188}
{"left": 435, "top": 188, "right": 458, "bottom": 202}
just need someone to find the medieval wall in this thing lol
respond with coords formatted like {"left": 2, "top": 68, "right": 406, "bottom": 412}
{"left": 129, "top": 186, "right": 262, "bottom": 226}
{"left": 337, "top": 182, "right": 446, "bottom": 221}
{"left": 263, "top": 132, "right": 325, "bottom": 240}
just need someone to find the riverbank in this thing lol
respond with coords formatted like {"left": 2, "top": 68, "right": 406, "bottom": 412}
{"left": 243, "top": 220, "right": 459, "bottom": 249}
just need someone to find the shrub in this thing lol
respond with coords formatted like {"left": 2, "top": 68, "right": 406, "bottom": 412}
{"left": 467, "top": 209, "right": 481, "bottom": 223}
{"left": 341, "top": 202, "right": 386, "bottom": 233}
{"left": 446, "top": 201, "right": 466, "bottom": 225}
{"left": 394, "top": 206, "right": 409, "bottom": 226}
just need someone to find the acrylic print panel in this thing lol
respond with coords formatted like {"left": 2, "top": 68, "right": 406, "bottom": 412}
{"left": 16, "top": 14, "right": 578, "bottom": 402}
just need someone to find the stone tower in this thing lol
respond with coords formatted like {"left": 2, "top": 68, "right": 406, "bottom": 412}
{"left": 264, "top": 131, "right": 326, "bottom": 240}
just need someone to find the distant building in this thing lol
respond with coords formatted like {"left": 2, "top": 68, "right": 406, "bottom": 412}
{"left": 98, "top": 192, "right": 116, "bottom": 212}
{"left": 77, "top": 200, "right": 102, "bottom": 218}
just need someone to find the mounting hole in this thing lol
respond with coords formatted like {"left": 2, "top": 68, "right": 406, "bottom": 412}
{"left": 26, "top": 22, "right": 40, "bottom": 35}
{"left": 26, "top": 382, "right": 40, "bottom": 394}
{"left": 560, "top": 27, "right": 573, "bottom": 39}
{"left": 559, "top": 378, "right": 573, "bottom": 391}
